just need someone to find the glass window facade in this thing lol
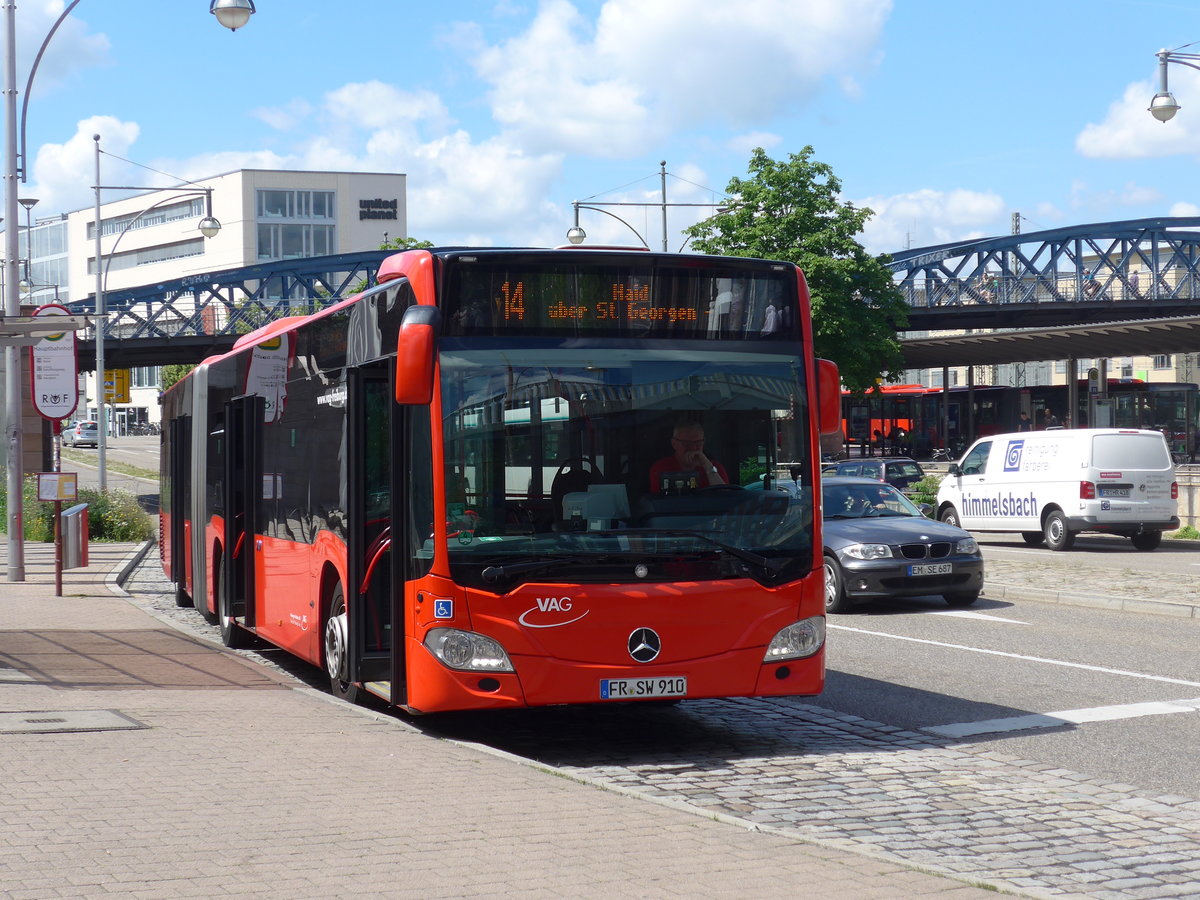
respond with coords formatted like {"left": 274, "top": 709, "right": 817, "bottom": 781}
{"left": 256, "top": 188, "right": 336, "bottom": 261}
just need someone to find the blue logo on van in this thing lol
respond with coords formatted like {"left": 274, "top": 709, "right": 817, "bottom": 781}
{"left": 1004, "top": 440, "right": 1024, "bottom": 472}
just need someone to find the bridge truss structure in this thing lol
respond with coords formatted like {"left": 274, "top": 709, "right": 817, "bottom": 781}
{"left": 66, "top": 218, "right": 1200, "bottom": 371}
{"left": 69, "top": 249, "right": 394, "bottom": 368}
{"left": 888, "top": 217, "right": 1200, "bottom": 333}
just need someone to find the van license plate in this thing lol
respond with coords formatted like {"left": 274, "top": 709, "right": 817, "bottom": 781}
{"left": 1100, "top": 487, "right": 1129, "bottom": 497}
{"left": 600, "top": 676, "right": 687, "bottom": 700}
{"left": 908, "top": 563, "right": 952, "bottom": 576}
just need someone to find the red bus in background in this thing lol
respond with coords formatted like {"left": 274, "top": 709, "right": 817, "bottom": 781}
{"left": 838, "top": 380, "right": 1198, "bottom": 459}
{"left": 160, "top": 248, "right": 840, "bottom": 714}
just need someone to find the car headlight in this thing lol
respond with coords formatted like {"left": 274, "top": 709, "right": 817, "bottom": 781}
{"left": 764, "top": 617, "right": 826, "bottom": 661}
{"left": 842, "top": 543, "right": 892, "bottom": 560}
{"left": 424, "top": 628, "right": 514, "bottom": 672}
{"left": 955, "top": 537, "right": 979, "bottom": 554}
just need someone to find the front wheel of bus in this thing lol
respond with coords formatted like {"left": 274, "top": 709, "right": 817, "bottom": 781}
{"left": 823, "top": 554, "right": 853, "bottom": 614}
{"left": 324, "top": 584, "right": 359, "bottom": 704}
{"left": 1044, "top": 510, "right": 1075, "bottom": 551}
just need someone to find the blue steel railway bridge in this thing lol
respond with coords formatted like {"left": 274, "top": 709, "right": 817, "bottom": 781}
{"left": 66, "top": 217, "right": 1200, "bottom": 371}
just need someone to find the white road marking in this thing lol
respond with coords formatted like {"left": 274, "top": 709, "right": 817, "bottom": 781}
{"left": 926, "top": 698, "right": 1200, "bottom": 738}
{"left": 828, "top": 624, "right": 1200, "bottom": 688}
{"left": 931, "top": 610, "right": 1031, "bottom": 624}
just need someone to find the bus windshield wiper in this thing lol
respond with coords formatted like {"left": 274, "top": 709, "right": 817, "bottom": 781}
{"left": 481, "top": 557, "right": 584, "bottom": 584}
{"left": 606, "top": 529, "right": 782, "bottom": 577}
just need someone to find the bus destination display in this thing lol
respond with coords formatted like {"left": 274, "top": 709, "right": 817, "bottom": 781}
{"left": 446, "top": 263, "right": 796, "bottom": 340}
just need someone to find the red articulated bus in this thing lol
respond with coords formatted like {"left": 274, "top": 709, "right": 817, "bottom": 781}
{"left": 160, "top": 247, "right": 841, "bottom": 713}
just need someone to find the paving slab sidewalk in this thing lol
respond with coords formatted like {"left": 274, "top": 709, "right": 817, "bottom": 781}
{"left": 0, "top": 540, "right": 1001, "bottom": 900}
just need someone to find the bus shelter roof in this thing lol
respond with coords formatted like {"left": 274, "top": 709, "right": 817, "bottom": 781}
{"left": 900, "top": 315, "right": 1200, "bottom": 369}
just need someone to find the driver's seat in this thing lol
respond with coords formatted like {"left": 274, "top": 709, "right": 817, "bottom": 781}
{"left": 550, "top": 457, "right": 603, "bottom": 522}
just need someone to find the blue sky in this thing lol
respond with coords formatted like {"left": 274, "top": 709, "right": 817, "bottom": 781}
{"left": 14, "top": 0, "right": 1200, "bottom": 256}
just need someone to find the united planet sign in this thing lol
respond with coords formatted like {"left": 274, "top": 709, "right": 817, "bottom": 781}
{"left": 359, "top": 198, "right": 398, "bottom": 220}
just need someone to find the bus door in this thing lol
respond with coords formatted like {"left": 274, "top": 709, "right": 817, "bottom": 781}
{"left": 222, "top": 394, "right": 265, "bottom": 633}
{"left": 167, "top": 414, "right": 192, "bottom": 596}
{"left": 346, "top": 362, "right": 401, "bottom": 701}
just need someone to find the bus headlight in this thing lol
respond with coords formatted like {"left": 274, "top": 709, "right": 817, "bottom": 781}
{"left": 424, "top": 628, "right": 515, "bottom": 672}
{"left": 764, "top": 617, "right": 826, "bottom": 662}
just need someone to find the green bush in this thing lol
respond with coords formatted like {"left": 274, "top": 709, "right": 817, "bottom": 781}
{"left": 907, "top": 473, "right": 944, "bottom": 508}
{"left": 0, "top": 477, "right": 154, "bottom": 543}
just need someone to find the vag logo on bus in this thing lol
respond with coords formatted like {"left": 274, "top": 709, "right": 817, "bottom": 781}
{"left": 518, "top": 596, "right": 589, "bottom": 628}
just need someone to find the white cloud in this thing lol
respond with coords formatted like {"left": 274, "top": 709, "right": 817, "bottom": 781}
{"left": 30, "top": 117, "right": 139, "bottom": 213}
{"left": 856, "top": 187, "right": 1006, "bottom": 255}
{"left": 251, "top": 99, "right": 314, "bottom": 132}
{"left": 727, "top": 132, "right": 782, "bottom": 156}
{"left": 1076, "top": 70, "right": 1200, "bottom": 159}
{"left": 18, "top": 2, "right": 110, "bottom": 97}
{"left": 1170, "top": 201, "right": 1200, "bottom": 216}
{"left": 475, "top": 0, "right": 891, "bottom": 156}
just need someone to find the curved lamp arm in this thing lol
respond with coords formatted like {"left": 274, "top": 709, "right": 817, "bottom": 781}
{"left": 99, "top": 189, "right": 218, "bottom": 295}
{"left": 568, "top": 203, "right": 650, "bottom": 249}
{"left": 17, "top": 0, "right": 83, "bottom": 182}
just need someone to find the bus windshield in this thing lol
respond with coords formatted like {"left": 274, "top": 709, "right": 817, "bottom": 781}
{"left": 439, "top": 342, "right": 815, "bottom": 589}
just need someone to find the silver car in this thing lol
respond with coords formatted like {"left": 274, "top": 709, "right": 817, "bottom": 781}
{"left": 62, "top": 420, "right": 99, "bottom": 448}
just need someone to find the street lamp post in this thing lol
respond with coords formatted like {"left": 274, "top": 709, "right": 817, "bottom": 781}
{"left": 92, "top": 135, "right": 222, "bottom": 492}
{"left": 4, "top": 2, "right": 255, "bottom": 582}
{"left": 565, "top": 161, "right": 726, "bottom": 251}
{"left": 1148, "top": 45, "right": 1200, "bottom": 122}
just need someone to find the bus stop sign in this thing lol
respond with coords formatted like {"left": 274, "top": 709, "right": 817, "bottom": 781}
{"left": 29, "top": 304, "right": 79, "bottom": 421}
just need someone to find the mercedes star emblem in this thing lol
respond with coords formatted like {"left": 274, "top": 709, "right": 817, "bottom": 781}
{"left": 627, "top": 627, "right": 661, "bottom": 663}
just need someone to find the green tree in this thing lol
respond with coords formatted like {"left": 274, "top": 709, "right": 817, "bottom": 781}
{"left": 380, "top": 235, "right": 434, "bottom": 251}
{"left": 684, "top": 147, "right": 909, "bottom": 391}
{"left": 159, "top": 364, "right": 193, "bottom": 393}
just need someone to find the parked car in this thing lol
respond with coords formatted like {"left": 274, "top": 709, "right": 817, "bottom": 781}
{"left": 821, "top": 476, "right": 983, "bottom": 614}
{"left": 62, "top": 420, "right": 99, "bottom": 448}
{"left": 822, "top": 457, "right": 926, "bottom": 493}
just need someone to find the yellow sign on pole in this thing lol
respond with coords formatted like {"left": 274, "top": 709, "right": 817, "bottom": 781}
{"left": 104, "top": 368, "right": 131, "bottom": 403}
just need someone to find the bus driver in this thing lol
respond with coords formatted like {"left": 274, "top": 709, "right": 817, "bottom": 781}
{"left": 650, "top": 422, "right": 728, "bottom": 494}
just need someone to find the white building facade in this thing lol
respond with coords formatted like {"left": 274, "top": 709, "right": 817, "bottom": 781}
{"left": 23, "top": 168, "right": 406, "bottom": 432}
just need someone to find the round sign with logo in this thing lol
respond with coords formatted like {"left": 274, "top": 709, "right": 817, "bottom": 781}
{"left": 28, "top": 304, "right": 79, "bottom": 421}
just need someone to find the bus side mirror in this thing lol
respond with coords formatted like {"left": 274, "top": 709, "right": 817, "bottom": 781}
{"left": 395, "top": 306, "right": 442, "bottom": 405}
{"left": 816, "top": 359, "right": 841, "bottom": 436}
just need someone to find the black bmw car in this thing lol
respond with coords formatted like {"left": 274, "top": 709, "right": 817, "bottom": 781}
{"left": 822, "top": 476, "right": 984, "bottom": 614}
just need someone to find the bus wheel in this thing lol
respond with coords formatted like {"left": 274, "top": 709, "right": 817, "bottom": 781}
{"left": 939, "top": 506, "right": 961, "bottom": 529}
{"left": 1043, "top": 510, "right": 1075, "bottom": 551}
{"left": 174, "top": 584, "right": 193, "bottom": 608}
{"left": 823, "top": 554, "right": 853, "bottom": 614}
{"left": 1021, "top": 532, "right": 1044, "bottom": 547}
{"left": 324, "top": 583, "right": 359, "bottom": 704}
{"left": 217, "top": 559, "right": 250, "bottom": 649}
{"left": 1131, "top": 531, "right": 1162, "bottom": 551}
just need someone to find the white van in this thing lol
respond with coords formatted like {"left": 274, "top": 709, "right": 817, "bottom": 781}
{"left": 936, "top": 428, "right": 1178, "bottom": 551}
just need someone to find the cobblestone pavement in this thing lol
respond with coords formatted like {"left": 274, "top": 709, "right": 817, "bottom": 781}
{"left": 121, "top": 546, "right": 1200, "bottom": 900}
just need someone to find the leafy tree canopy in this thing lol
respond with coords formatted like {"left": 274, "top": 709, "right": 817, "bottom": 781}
{"left": 159, "top": 364, "right": 193, "bottom": 393}
{"left": 684, "top": 147, "right": 909, "bottom": 392}
{"left": 381, "top": 235, "right": 434, "bottom": 251}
